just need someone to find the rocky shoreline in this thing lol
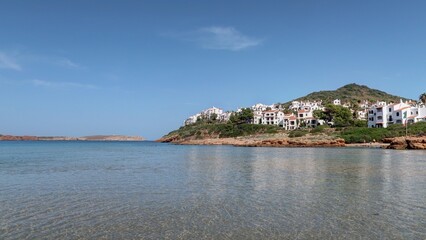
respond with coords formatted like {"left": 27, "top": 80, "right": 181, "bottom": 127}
{"left": 158, "top": 134, "right": 347, "bottom": 148}
{"left": 385, "top": 137, "right": 426, "bottom": 150}
{"left": 176, "top": 138, "right": 346, "bottom": 148}
{"left": 157, "top": 134, "right": 426, "bottom": 150}
{"left": 0, "top": 135, "right": 145, "bottom": 141}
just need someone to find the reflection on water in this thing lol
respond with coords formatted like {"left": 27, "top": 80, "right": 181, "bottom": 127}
{"left": 0, "top": 142, "right": 425, "bottom": 239}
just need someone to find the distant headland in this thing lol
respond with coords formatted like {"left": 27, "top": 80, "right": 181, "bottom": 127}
{"left": 0, "top": 135, "right": 145, "bottom": 141}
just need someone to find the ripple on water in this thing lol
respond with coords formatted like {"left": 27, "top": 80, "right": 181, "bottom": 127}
{"left": 0, "top": 142, "right": 425, "bottom": 239}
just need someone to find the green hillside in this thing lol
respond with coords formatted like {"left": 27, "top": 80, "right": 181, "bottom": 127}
{"left": 282, "top": 83, "right": 411, "bottom": 107}
{"left": 158, "top": 123, "right": 282, "bottom": 142}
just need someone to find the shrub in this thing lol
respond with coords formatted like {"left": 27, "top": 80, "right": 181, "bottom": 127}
{"left": 338, "top": 127, "right": 388, "bottom": 143}
{"left": 289, "top": 129, "right": 309, "bottom": 138}
{"left": 310, "top": 125, "right": 329, "bottom": 134}
{"left": 336, "top": 123, "right": 426, "bottom": 143}
{"left": 353, "top": 120, "right": 367, "bottom": 127}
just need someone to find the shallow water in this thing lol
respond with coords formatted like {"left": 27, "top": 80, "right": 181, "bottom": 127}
{"left": 0, "top": 141, "right": 425, "bottom": 239}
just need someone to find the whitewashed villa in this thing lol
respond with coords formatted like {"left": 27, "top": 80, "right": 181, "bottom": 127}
{"left": 368, "top": 100, "right": 426, "bottom": 128}
{"left": 185, "top": 98, "right": 426, "bottom": 130}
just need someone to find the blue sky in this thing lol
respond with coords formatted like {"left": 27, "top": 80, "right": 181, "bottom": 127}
{"left": 1, "top": 0, "right": 425, "bottom": 139}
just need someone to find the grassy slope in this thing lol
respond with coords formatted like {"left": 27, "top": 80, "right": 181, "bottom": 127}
{"left": 338, "top": 122, "right": 426, "bottom": 143}
{"left": 162, "top": 123, "right": 282, "bottom": 140}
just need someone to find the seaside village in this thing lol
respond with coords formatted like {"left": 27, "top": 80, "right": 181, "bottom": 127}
{"left": 184, "top": 99, "right": 426, "bottom": 130}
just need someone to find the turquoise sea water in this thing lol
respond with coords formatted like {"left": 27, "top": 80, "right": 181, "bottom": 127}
{"left": 0, "top": 141, "right": 425, "bottom": 239}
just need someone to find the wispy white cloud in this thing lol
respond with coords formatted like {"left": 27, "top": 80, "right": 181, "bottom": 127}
{"left": 32, "top": 79, "right": 97, "bottom": 89}
{"left": 0, "top": 52, "right": 22, "bottom": 71}
{"left": 166, "top": 26, "right": 264, "bottom": 51}
{"left": 57, "top": 58, "right": 80, "bottom": 69}
{"left": 197, "top": 27, "right": 263, "bottom": 51}
{"left": 0, "top": 49, "right": 84, "bottom": 71}
{"left": 172, "top": 26, "right": 263, "bottom": 51}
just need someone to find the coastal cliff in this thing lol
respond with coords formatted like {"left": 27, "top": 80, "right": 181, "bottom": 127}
{"left": 157, "top": 131, "right": 346, "bottom": 148}
{"left": 158, "top": 131, "right": 426, "bottom": 149}
{"left": 176, "top": 137, "right": 346, "bottom": 148}
{"left": 157, "top": 120, "right": 426, "bottom": 149}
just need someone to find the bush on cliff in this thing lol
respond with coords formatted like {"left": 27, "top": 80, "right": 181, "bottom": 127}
{"left": 288, "top": 129, "right": 309, "bottom": 138}
{"left": 339, "top": 122, "right": 426, "bottom": 143}
{"left": 310, "top": 125, "right": 330, "bottom": 134}
{"left": 165, "top": 123, "right": 280, "bottom": 140}
{"left": 339, "top": 127, "right": 388, "bottom": 143}
{"left": 218, "top": 124, "right": 279, "bottom": 138}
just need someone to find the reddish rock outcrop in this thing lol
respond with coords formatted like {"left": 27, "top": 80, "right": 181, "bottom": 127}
{"left": 387, "top": 137, "right": 426, "bottom": 150}
{"left": 157, "top": 131, "right": 348, "bottom": 148}
{"left": 156, "top": 134, "right": 180, "bottom": 143}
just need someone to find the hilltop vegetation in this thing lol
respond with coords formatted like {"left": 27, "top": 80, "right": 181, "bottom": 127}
{"left": 160, "top": 123, "right": 281, "bottom": 142}
{"left": 282, "top": 83, "right": 411, "bottom": 107}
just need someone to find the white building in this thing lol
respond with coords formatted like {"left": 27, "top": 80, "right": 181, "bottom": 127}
{"left": 253, "top": 112, "right": 262, "bottom": 124}
{"left": 368, "top": 101, "right": 390, "bottom": 128}
{"left": 202, "top": 107, "right": 223, "bottom": 118}
{"left": 415, "top": 105, "right": 426, "bottom": 122}
{"left": 356, "top": 109, "right": 368, "bottom": 120}
{"left": 290, "top": 100, "right": 324, "bottom": 111}
{"left": 251, "top": 103, "right": 267, "bottom": 124}
{"left": 297, "top": 109, "right": 313, "bottom": 119}
{"left": 333, "top": 99, "right": 341, "bottom": 105}
{"left": 218, "top": 111, "right": 232, "bottom": 122}
{"left": 368, "top": 100, "right": 415, "bottom": 128}
{"left": 359, "top": 100, "right": 370, "bottom": 109}
{"left": 261, "top": 110, "right": 285, "bottom": 126}
{"left": 283, "top": 114, "right": 298, "bottom": 130}
{"left": 184, "top": 113, "right": 202, "bottom": 125}
{"left": 289, "top": 101, "right": 301, "bottom": 111}
{"left": 251, "top": 103, "right": 268, "bottom": 112}
{"left": 309, "top": 101, "right": 324, "bottom": 111}
{"left": 297, "top": 109, "right": 319, "bottom": 128}
{"left": 184, "top": 107, "right": 226, "bottom": 125}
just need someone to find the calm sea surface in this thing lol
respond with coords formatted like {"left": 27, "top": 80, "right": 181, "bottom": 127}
{"left": 0, "top": 141, "right": 425, "bottom": 239}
